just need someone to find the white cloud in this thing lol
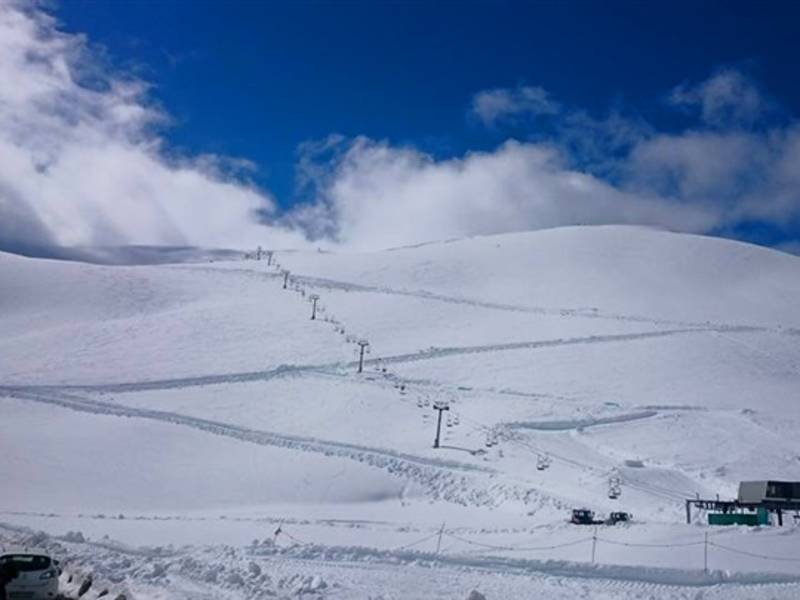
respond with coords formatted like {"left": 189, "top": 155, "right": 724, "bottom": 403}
{"left": 625, "top": 126, "right": 800, "bottom": 229}
{"left": 627, "top": 131, "right": 767, "bottom": 201}
{"left": 293, "top": 137, "right": 717, "bottom": 250}
{"left": 471, "top": 85, "right": 560, "bottom": 127}
{"left": 2, "top": 2, "right": 798, "bottom": 256}
{"left": 299, "top": 70, "right": 800, "bottom": 250}
{"left": 668, "top": 69, "right": 768, "bottom": 128}
{"left": 0, "top": 2, "right": 306, "bottom": 252}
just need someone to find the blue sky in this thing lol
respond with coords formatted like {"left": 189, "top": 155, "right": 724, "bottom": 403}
{"left": 1, "top": 1, "right": 799, "bottom": 253}
{"left": 54, "top": 1, "right": 800, "bottom": 202}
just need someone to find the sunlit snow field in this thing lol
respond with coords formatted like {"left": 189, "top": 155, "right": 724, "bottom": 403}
{"left": 3, "top": 226, "right": 800, "bottom": 599}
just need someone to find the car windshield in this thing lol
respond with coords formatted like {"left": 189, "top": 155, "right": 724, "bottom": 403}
{"left": 0, "top": 555, "right": 51, "bottom": 572}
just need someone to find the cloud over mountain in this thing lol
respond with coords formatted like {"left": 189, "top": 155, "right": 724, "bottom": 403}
{"left": 1, "top": 3, "right": 799, "bottom": 256}
{"left": 0, "top": 2, "right": 304, "bottom": 254}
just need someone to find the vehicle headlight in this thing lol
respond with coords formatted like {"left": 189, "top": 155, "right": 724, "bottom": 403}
{"left": 39, "top": 570, "right": 55, "bottom": 580}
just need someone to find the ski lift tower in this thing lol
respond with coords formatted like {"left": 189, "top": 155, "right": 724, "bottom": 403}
{"left": 309, "top": 294, "right": 320, "bottom": 320}
{"left": 432, "top": 401, "right": 450, "bottom": 449}
{"left": 356, "top": 339, "right": 370, "bottom": 373}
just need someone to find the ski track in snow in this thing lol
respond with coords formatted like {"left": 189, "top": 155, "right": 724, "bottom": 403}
{"left": 4, "top": 268, "right": 778, "bottom": 534}
{"left": 0, "top": 327, "right": 747, "bottom": 508}
{"left": 7, "top": 326, "right": 751, "bottom": 393}
{"left": 173, "top": 264, "right": 792, "bottom": 334}
{"left": 267, "top": 271, "right": 794, "bottom": 334}
{"left": 0, "top": 388, "right": 489, "bottom": 478}
{"left": 0, "top": 387, "right": 516, "bottom": 507}
{"left": 7, "top": 242, "right": 800, "bottom": 596}
{"left": 504, "top": 411, "right": 659, "bottom": 432}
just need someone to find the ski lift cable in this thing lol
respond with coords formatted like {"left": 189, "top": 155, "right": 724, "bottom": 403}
{"left": 275, "top": 260, "right": 687, "bottom": 505}
{"left": 707, "top": 542, "right": 800, "bottom": 563}
{"left": 458, "top": 414, "right": 686, "bottom": 503}
{"left": 598, "top": 538, "right": 703, "bottom": 549}
{"left": 444, "top": 532, "right": 593, "bottom": 552}
{"left": 392, "top": 531, "right": 442, "bottom": 552}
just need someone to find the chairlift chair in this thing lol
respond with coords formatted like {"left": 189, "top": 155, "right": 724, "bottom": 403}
{"left": 608, "top": 483, "right": 622, "bottom": 499}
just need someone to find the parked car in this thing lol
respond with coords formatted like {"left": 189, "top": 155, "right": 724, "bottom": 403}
{"left": 0, "top": 550, "right": 60, "bottom": 599}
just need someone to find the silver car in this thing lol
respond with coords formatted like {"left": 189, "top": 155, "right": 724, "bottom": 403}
{"left": 0, "top": 550, "right": 60, "bottom": 600}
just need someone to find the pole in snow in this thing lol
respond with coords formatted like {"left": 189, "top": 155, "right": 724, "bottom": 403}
{"left": 703, "top": 531, "right": 708, "bottom": 573}
{"left": 591, "top": 526, "right": 598, "bottom": 564}
{"left": 432, "top": 402, "right": 450, "bottom": 448}
{"left": 309, "top": 294, "right": 320, "bottom": 320}
{"left": 282, "top": 270, "right": 290, "bottom": 289}
{"left": 435, "top": 522, "right": 446, "bottom": 554}
{"left": 357, "top": 340, "right": 370, "bottom": 373}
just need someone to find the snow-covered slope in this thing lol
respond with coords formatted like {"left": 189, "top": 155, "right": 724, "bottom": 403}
{"left": 286, "top": 225, "right": 800, "bottom": 327}
{"left": 2, "top": 225, "right": 800, "bottom": 599}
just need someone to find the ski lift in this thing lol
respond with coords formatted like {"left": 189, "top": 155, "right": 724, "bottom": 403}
{"left": 608, "top": 473, "right": 622, "bottom": 499}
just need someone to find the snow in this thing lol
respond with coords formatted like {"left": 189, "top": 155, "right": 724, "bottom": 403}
{"left": 2, "top": 225, "right": 800, "bottom": 599}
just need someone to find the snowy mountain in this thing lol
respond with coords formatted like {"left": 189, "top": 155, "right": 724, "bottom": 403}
{"left": 2, "top": 225, "right": 800, "bottom": 599}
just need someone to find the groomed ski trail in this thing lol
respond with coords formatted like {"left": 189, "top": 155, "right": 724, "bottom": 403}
{"left": 6, "top": 326, "right": 744, "bottom": 393}
{"left": 0, "top": 387, "right": 511, "bottom": 506}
